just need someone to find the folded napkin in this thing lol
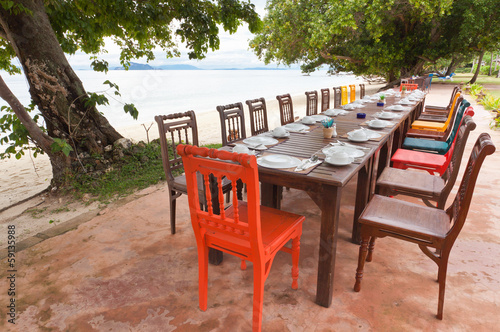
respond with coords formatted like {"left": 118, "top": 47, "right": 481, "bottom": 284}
{"left": 329, "top": 142, "right": 370, "bottom": 150}
{"left": 294, "top": 159, "right": 322, "bottom": 172}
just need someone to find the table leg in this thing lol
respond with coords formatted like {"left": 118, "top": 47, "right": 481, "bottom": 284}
{"left": 260, "top": 182, "right": 282, "bottom": 209}
{"left": 315, "top": 185, "right": 342, "bottom": 308}
{"left": 352, "top": 161, "right": 371, "bottom": 244}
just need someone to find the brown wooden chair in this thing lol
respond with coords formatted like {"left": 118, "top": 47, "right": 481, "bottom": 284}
{"left": 246, "top": 98, "right": 269, "bottom": 136}
{"left": 359, "top": 84, "right": 366, "bottom": 99}
{"left": 320, "top": 88, "right": 330, "bottom": 112}
{"left": 155, "top": 112, "right": 200, "bottom": 234}
{"left": 333, "top": 86, "right": 342, "bottom": 108}
{"left": 276, "top": 93, "right": 295, "bottom": 125}
{"left": 421, "top": 86, "right": 460, "bottom": 116}
{"left": 217, "top": 102, "right": 247, "bottom": 146}
{"left": 354, "top": 133, "right": 496, "bottom": 320}
{"left": 377, "top": 115, "right": 476, "bottom": 209}
{"left": 305, "top": 90, "right": 319, "bottom": 116}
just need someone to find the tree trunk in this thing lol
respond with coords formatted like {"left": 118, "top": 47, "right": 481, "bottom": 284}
{"left": 0, "top": 0, "right": 123, "bottom": 184}
{"left": 470, "top": 59, "right": 475, "bottom": 73}
{"left": 445, "top": 57, "right": 457, "bottom": 77}
{"left": 488, "top": 52, "right": 493, "bottom": 76}
{"left": 469, "top": 51, "right": 485, "bottom": 84}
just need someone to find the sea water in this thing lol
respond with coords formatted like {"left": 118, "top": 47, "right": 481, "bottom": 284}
{"left": 1, "top": 69, "right": 362, "bottom": 130}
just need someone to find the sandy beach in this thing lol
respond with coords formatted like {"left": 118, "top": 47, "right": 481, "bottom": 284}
{"left": 0, "top": 82, "right": 385, "bottom": 212}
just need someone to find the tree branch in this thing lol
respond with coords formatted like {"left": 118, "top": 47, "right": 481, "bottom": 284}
{"left": 320, "top": 50, "right": 362, "bottom": 64}
{"left": 0, "top": 75, "right": 54, "bottom": 153}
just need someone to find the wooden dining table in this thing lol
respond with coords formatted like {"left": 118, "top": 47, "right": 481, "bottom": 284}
{"left": 218, "top": 93, "right": 425, "bottom": 308}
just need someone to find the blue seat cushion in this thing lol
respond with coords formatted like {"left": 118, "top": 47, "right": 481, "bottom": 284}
{"left": 402, "top": 137, "right": 449, "bottom": 155}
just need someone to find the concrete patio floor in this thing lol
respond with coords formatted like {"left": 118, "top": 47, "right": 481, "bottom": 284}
{"left": 1, "top": 85, "right": 499, "bottom": 331}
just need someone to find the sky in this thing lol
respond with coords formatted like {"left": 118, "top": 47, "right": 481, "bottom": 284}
{"left": 66, "top": 0, "right": 289, "bottom": 70}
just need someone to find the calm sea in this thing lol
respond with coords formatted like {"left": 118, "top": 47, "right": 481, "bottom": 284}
{"left": 1, "top": 69, "right": 362, "bottom": 129}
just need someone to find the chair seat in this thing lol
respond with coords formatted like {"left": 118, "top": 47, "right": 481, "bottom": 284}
{"left": 206, "top": 201, "right": 305, "bottom": 257}
{"left": 391, "top": 149, "right": 446, "bottom": 170}
{"left": 405, "top": 128, "right": 447, "bottom": 141}
{"left": 402, "top": 137, "right": 449, "bottom": 154}
{"left": 411, "top": 119, "right": 447, "bottom": 131}
{"left": 377, "top": 167, "right": 445, "bottom": 199}
{"left": 359, "top": 195, "right": 450, "bottom": 239}
{"left": 417, "top": 113, "right": 447, "bottom": 122}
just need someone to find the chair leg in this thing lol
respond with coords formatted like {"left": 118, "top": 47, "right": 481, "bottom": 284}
{"left": 198, "top": 245, "right": 209, "bottom": 311}
{"left": 241, "top": 259, "right": 247, "bottom": 270}
{"left": 354, "top": 236, "right": 370, "bottom": 292}
{"left": 252, "top": 264, "right": 265, "bottom": 332}
{"left": 436, "top": 253, "right": 449, "bottom": 320}
{"left": 169, "top": 190, "right": 177, "bottom": 234}
{"left": 366, "top": 237, "right": 376, "bottom": 262}
{"left": 291, "top": 237, "right": 300, "bottom": 289}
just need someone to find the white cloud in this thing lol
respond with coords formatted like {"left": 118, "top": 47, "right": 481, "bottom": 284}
{"left": 68, "top": 0, "right": 276, "bottom": 70}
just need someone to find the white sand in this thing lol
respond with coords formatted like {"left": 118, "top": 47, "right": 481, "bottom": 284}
{"left": 0, "top": 83, "right": 385, "bottom": 211}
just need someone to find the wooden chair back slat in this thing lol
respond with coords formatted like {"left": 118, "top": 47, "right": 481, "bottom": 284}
{"left": 333, "top": 86, "right": 342, "bottom": 108}
{"left": 341, "top": 86, "right": 348, "bottom": 105}
{"left": 349, "top": 84, "right": 356, "bottom": 103}
{"left": 305, "top": 90, "right": 319, "bottom": 116}
{"left": 321, "top": 88, "right": 330, "bottom": 112}
{"left": 217, "top": 102, "right": 246, "bottom": 146}
{"left": 446, "top": 133, "right": 496, "bottom": 237}
{"left": 155, "top": 111, "right": 198, "bottom": 185}
{"left": 276, "top": 93, "right": 295, "bottom": 125}
{"left": 246, "top": 98, "right": 269, "bottom": 135}
{"left": 359, "top": 84, "right": 366, "bottom": 98}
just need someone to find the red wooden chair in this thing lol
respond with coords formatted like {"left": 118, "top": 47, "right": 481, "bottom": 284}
{"left": 400, "top": 83, "right": 418, "bottom": 91}
{"left": 354, "top": 133, "right": 496, "bottom": 319}
{"left": 391, "top": 115, "right": 475, "bottom": 176}
{"left": 177, "top": 144, "right": 304, "bottom": 331}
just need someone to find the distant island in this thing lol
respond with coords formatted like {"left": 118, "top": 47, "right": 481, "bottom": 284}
{"left": 113, "top": 62, "right": 287, "bottom": 71}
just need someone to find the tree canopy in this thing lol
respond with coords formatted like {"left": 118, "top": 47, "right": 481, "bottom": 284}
{"left": 0, "top": 0, "right": 261, "bottom": 184}
{"left": 251, "top": 0, "right": 500, "bottom": 82}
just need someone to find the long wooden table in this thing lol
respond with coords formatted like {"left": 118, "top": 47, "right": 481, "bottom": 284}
{"left": 218, "top": 94, "right": 424, "bottom": 308}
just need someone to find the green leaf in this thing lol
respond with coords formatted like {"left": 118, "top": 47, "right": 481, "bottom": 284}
{"left": 124, "top": 104, "right": 139, "bottom": 120}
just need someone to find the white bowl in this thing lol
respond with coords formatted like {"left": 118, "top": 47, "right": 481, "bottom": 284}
{"left": 272, "top": 127, "right": 287, "bottom": 137}
{"left": 349, "top": 130, "right": 368, "bottom": 140}
{"left": 302, "top": 116, "right": 315, "bottom": 124}
{"left": 233, "top": 144, "right": 251, "bottom": 154}
{"left": 325, "top": 152, "right": 353, "bottom": 166}
{"left": 368, "top": 120, "right": 386, "bottom": 128}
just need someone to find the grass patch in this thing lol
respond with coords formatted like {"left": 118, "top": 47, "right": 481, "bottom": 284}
{"left": 433, "top": 73, "right": 500, "bottom": 85}
{"left": 64, "top": 140, "right": 223, "bottom": 204}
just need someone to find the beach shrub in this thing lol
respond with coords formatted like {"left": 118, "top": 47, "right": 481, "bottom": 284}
{"left": 469, "top": 83, "right": 483, "bottom": 97}
{"left": 63, "top": 140, "right": 222, "bottom": 204}
{"left": 481, "top": 95, "right": 500, "bottom": 111}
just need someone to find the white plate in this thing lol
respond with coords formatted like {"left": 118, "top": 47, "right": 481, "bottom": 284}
{"left": 257, "top": 155, "right": 302, "bottom": 169}
{"left": 325, "top": 156, "right": 354, "bottom": 166}
{"left": 284, "top": 123, "right": 310, "bottom": 132}
{"left": 347, "top": 136, "right": 369, "bottom": 143}
{"left": 366, "top": 121, "right": 387, "bottom": 129}
{"left": 310, "top": 114, "right": 330, "bottom": 122}
{"left": 376, "top": 112, "right": 397, "bottom": 120}
{"left": 243, "top": 136, "right": 279, "bottom": 146}
{"left": 322, "top": 146, "right": 364, "bottom": 158}
{"left": 386, "top": 105, "right": 405, "bottom": 112}
{"left": 324, "top": 109, "right": 347, "bottom": 116}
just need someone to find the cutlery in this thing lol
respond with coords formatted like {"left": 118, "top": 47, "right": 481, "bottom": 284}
{"left": 295, "top": 154, "right": 319, "bottom": 171}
